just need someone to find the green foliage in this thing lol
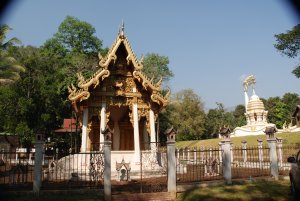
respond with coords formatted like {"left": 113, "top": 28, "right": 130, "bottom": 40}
{"left": 204, "top": 103, "right": 244, "bottom": 139}
{"left": 263, "top": 93, "right": 299, "bottom": 128}
{"left": 274, "top": 24, "right": 300, "bottom": 78}
{"left": 41, "top": 16, "right": 107, "bottom": 91}
{"left": 142, "top": 53, "right": 173, "bottom": 83}
{"left": 54, "top": 16, "right": 102, "bottom": 54}
{"left": 166, "top": 89, "right": 206, "bottom": 141}
{"left": 233, "top": 104, "right": 246, "bottom": 126}
{"left": 0, "top": 24, "right": 25, "bottom": 85}
{"left": 0, "top": 46, "right": 70, "bottom": 147}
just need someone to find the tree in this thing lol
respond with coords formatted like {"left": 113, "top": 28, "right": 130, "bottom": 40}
{"left": 282, "top": 92, "right": 300, "bottom": 115}
{"left": 167, "top": 89, "right": 206, "bottom": 141}
{"left": 204, "top": 103, "right": 227, "bottom": 138}
{"left": 274, "top": 24, "right": 300, "bottom": 77}
{"left": 53, "top": 16, "right": 103, "bottom": 54}
{"left": 0, "top": 25, "right": 25, "bottom": 85}
{"left": 0, "top": 46, "right": 70, "bottom": 147}
{"left": 142, "top": 53, "right": 173, "bottom": 83}
{"left": 263, "top": 96, "right": 290, "bottom": 128}
{"left": 233, "top": 104, "right": 246, "bottom": 127}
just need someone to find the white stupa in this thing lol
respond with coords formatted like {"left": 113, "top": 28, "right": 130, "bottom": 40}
{"left": 231, "top": 75, "right": 276, "bottom": 137}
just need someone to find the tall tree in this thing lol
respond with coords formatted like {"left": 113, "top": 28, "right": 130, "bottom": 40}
{"left": 233, "top": 104, "right": 246, "bottom": 127}
{"left": 54, "top": 16, "right": 103, "bottom": 54}
{"left": 274, "top": 24, "right": 300, "bottom": 77}
{"left": 0, "top": 25, "right": 25, "bottom": 85}
{"left": 142, "top": 53, "right": 173, "bottom": 83}
{"left": 167, "top": 89, "right": 206, "bottom": 141}
{"left": 41, "top": 16, "right": 108, "bottom": 93}
{"left": 282, "top": 92, "right": 300, "bottom": 115}
{"left": 0, "top": 45, "right": 71, "bottom": 147}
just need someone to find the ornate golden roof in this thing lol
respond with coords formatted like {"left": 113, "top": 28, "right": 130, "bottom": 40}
{"left": 68, "top": 23, "right": 169, "bottom": 109}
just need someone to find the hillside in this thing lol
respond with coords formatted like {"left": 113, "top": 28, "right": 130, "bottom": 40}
{"left": 176, "top": 132, "right": 300, "bottom": 148}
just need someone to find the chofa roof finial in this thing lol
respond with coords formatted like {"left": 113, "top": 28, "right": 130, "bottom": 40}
{"left": 121, "top": 19, "right": 125, "bottom": 36}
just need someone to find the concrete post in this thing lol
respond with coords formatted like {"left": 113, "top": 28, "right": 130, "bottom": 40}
{"left": 218, "top": 143, "right": 222, "bottom": 163}
{"left": 242, "top": 140, "right": 247, "bottom": 163}
{"left": 33, "top": 133, "right": 44, "bottom": 196}
{"left": 102, "top": 127, "right": 113, "bottom": 201}
{"left": 230, "top": 143, "right": 234, "bottom": 163}
{"left": 222, "top": 139, "right": 232, "bottom": 184}
{"left": 276, "top": 137, "right": 283, "bottom": 168}
{"left": 193, "top": 147, "right": 197, "bottom": 163}
{"left": 219, "top": 127, "right": 232, "bottom": 184}
{"left": 265, "top": 127, "right": 279, "bottom": 180}
{"left": 165, "top": 127, "right": 176, "bottom": 197}
{"left": 257, "top": 139, "right": 263, "bottom": 169}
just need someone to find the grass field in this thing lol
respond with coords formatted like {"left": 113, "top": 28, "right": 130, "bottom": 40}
{"left": 176, "top": 132, "right": 300, "bottom": 148}
{"left": 177, "top": 179, "right": 292, "bottom": 201}
{"left": 2, "top": 180, "right": 292, "bottom": 201}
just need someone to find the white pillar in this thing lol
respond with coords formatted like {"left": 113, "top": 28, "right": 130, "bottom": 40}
{"left": 133, "top": 100, "right": 140, "bottom": 163}
{"left": 132, "top": 87, "right": 140, "bottom": 163}
{"left": 81, "top": 108, "right": 88, "bottom": 152}
{"left": 143, "top": 120, "right": 149, "bottom": 150}
{"left": 149, "top": 109, "right": 156, "bottom": 150}
{"left": 244, "top": 91, "right": 249, "bottom": 111}
{"left": 100, "top": 103, "right": 106, "bottom": 147}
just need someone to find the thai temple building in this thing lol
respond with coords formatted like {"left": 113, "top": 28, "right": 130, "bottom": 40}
{"left": 281, "top": 104, "right": 300, "bottom": 133}
{"left": 67, "top": 23, "right": 169, "bottom": 172}
{"left": 231, "top": 75, "right": 276, "bottom": 137}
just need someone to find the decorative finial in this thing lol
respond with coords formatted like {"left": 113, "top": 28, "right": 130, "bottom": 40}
{"left": 121, "top": 19, "right": 124, "bottom": 36}
{"left": 118, "top": 24, "right": 120, "bottom": 35}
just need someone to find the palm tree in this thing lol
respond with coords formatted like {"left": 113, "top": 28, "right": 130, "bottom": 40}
{"left": 0, "top": 25, "right": 25, "bottom": 85}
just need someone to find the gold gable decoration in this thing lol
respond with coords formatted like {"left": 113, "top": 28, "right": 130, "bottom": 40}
{"left": 68, "top": 22, "right": 170, "bottom": 109}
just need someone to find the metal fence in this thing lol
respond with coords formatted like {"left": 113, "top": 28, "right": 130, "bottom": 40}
{"left": 1, "top": 144, "right": 299, "bottom": 191}
{"left": 0, "top": 150, "right": 104, "bottom": 190}
{"left": 176, "top": 144, "right": 299, "bottom": 184}
{"left": 0, "top": 151, "right": 34, "bottom": 190}
{"left": 111, "top": 145, "right": 168, "bottom": 195}
{"left": 231, "top": 146, "right": 271, "bottom": 179}
{"left": 176, "top": 147, "right": 223, "bottom": 184}
{"left": 278, "top": 145, "right": 299, "bottom": 176}
{"left": 42, "top": 151, "right": 104, "bottom": 189}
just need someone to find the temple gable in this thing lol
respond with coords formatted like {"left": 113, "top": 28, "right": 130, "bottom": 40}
{"left": 67, "top": 24, "right": 170, "bottom": 166}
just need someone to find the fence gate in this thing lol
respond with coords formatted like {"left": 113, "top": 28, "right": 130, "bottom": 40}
{"left": 140, "top": 146, "right": 168, "bottom": 193}
{"left": 112, "top": 146, "right": 168, "bottom": 199}
{"left": 42, "top": 151, "right": 104, "bottom": 189}
{"left": 0, "top": 152, "right": 34, "bottom": 190}
{"left": 176, "top": 147, "right": 223, "bottom": 184}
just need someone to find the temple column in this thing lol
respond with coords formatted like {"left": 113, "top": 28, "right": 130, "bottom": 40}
{"left": 99, "top": 103, "right": 106, "bottom": 149}
{"left": 143, "top": 120, "right": 149, "bottom": 150}
{"left": 81, "top": 108, "right": 88, "bottom": 152}
{"left": 133, "top": 88, "right": 140, "bottom": 163}
{"left": 149, "top": 109, "right": 156, "bottom": 150}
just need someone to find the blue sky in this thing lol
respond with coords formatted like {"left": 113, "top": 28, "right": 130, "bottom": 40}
{"left": 1, "top": 0, "right": 300, "bottom": 110}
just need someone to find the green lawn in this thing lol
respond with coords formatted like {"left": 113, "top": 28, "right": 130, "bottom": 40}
{"left": 176, "top": 132, "right": 300, "bottom": 148}
{"left": 177, "top": 180, "right": 292, "bottom": 201}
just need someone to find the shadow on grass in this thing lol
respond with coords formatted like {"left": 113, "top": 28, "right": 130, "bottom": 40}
{"left": 178, "top": 180, "right": 293, "bottom": 201}
{"left": 1, "top": 193, "right": 103, "bottom": 201}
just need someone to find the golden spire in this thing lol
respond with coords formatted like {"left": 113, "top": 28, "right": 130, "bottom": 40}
{"left": 121, "top": 19, "right": 124, "bottom": 36}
